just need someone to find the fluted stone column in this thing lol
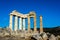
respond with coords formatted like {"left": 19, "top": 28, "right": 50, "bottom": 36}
{"left": 19, "top": 18, "right": 20, "bottom": 30}
{"left": 14, "top": 16, "right": 18, "bottom": 31}
{"left": 19, "top": 17, "right": 22, "bottom": 30}
{"left": 23, "top": 18, "right": 25, "bottom": 30}
{"left": 34, "top": 16, "right": 37, "bottom": 32}
{"left": 28, "top": 16, "right": 30, "bottom": 32}
{"left": 9, "top": 15, "right": 13, "bottom": 31}
{"left": 40, "top": 16, "right": 43, "bottom": 33}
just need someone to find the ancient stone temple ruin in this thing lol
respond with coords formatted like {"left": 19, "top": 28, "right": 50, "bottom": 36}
{"left": 9, "top": 10, "right": 43, "bottom": 33}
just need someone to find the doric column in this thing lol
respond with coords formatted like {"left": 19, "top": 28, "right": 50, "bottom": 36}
{"left": 19, "top": 17, "right": 22, "bottom": 30}
{"left": 14, "top": 16, "right": 18, "bottom": 31}
{"left": 28, "top": 16, "right": 30, "bottom": 32}
{"left": 23, "top": 18, "right": 25, "bottom": 30}
{"left": 34, "top": 16, "right": 37, "bottom": 32}
{"left": 40, "top": 16, "right": 43, "bottom": 33}
{"left": 9, "top": 15, "right": 13, "bottom": 31}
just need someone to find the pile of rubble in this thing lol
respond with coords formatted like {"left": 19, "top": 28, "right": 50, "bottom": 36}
{"left": 0, "top": 28, "right": 60, "bottom": 40}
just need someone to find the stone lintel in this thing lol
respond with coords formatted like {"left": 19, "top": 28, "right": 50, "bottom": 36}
{"left": 10, "top": 13, "right": 28, "bottom": 18}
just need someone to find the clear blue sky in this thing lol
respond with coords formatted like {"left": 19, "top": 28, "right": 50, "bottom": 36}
{"left": 0, "top": 0, "right": 60, "bottom": 28}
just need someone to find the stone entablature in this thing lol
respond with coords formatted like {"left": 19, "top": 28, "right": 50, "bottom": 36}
{"left": 10, "top": 10, "right": 28, "bottom": 18}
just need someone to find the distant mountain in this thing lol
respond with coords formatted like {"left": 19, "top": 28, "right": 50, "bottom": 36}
{"left": 43, "top": 26, "right": 60, "bottom": 36}
{"left": 31, "top": 26, "right": 60, "bottom": 36}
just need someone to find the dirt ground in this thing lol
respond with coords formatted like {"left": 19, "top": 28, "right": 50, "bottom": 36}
{"left": 0, "top": 36, "right": 37, "bottom": 40}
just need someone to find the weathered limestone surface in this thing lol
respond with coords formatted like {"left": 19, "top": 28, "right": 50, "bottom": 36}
{"left": 9, "top": 15, "right": 13, "bottom": 31}
{"left": 14, "top": 16, "right": 18, "bottom": 31}
{"left": 19, "top": 17, "right": 22, "bottom": 30}
{"left": 34, "top": 16, "right": 37, "bottom": 32}
{"left": 40, "top": 16, "right": 43, "bottom": 33}
{"left": 28, "top": 16, "right": 30, "bottom": 32}
{"left": 23, "top": 18, "right": 25, "bottom": 30}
